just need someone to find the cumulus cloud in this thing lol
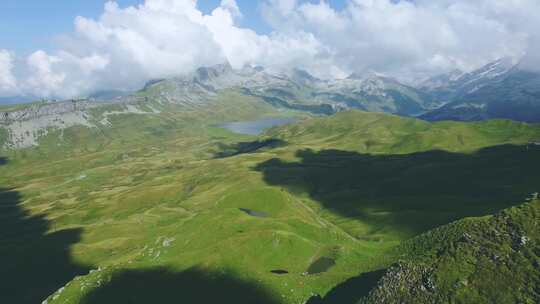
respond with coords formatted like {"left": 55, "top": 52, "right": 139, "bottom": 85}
{"left": 1, "top": 0, "right": 540, "bottom": 98}
{"left": 261, "top": 0, "right": 536, "bottom": 80}
{"left": 0, "top": 50, "right": 18, "bottom": 96}
{"left": 2, "top": 0, "right": 323, "bottom": 98}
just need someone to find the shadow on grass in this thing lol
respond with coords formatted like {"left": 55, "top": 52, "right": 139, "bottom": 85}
{"left": 80, "top": 267, "right": 281, "bottom": 304}
{"left": 0, "top": 158, "right": 281, "bottom": 304}
{"left": 0, "top": 158, "right": 91, "bottom": 304}
{"left": 255, "top": 144, "right": 540, "bottom": 235}
{"left": 214, "top": 139, "right": 287, "bottom": 158}
{"left": 306, "top": 269, "right": 386, "bottom": 304}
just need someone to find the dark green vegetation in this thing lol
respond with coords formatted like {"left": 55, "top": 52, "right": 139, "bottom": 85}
{"left": 307, "top": 257, "right": 336, "bottom": 275}
{"left": 255, "top": 144, "right": 540, "bottom": 237}
{"left": 1, "top": 103, "right": 539, "bottom": 303}
{"left": 79, "top": 267, "right": 280, "bottom": 304}
{"left": 306, "top": 270, "right": 386, "bottom": 304}
{"left": 214, "top": 138, "right": 287, "bottom": 158}
{"left": 361, "top": 198, "right": 540, "bottom": 303}
{"left": 0, "top": 161, "right": 90, "bottom": 304}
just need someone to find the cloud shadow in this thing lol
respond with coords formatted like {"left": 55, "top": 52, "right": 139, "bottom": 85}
{"left": 214, "top": 138, "right": 287, "bottom": 158}
{"left": 0, "top": 158, "right": 91, "bottom": 304}
{"left": 80, "top": 267, "right": 281, "bottom": 304}
{"left": 306, "top": 269, "right": 386, "bottom": 304}
{"left": 254, "top": 144, "right": 540, "bottom": 235}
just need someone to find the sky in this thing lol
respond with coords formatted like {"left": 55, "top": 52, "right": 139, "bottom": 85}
{"left": 0, "top": 0, "right": 539, "bottom": 99}
{"left": 0, "top": 0, "right": 279, "bottom": 54}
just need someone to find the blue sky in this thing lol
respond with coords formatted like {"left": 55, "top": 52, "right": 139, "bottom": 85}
{"left": 0, "top": 0, "right": 347, "bottom": 54}
{"left": 1, "top": 0, "right": 535, "bottom": 99}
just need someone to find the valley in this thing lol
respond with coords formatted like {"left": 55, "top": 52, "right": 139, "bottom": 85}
{"left": 2, "top": 1, "right": 540, "bottom": 303}
{"left": 1, "top": 85, "right": 539, "bottom": 303}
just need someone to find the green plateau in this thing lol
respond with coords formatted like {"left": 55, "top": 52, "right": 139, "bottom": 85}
{"left": 1, "top": 90, "right": 539, "bottom": 304}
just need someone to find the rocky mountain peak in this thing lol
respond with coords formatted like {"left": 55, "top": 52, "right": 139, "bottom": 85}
{"left": 289, "top": 68, "right": 321, "bottom": 86}
{"left": 419, "top": 69, "right": 464, "bottom": 90}
{"left": 194, "top": 62, "right": 234, "bottom": 83}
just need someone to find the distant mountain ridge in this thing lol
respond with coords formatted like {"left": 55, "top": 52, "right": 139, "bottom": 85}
{"left": 137, "top": 62, "right": 432, "bottom": 116}
{"left": 420, "top": 58, "right": 516, "bottom": 101}
{"left": 4, "top": 57, "right": 539, "bottom": 123}
{"left": 2, "top": 58, "right": 540, "bottom": 149}
{"left": 420, "top": 58, "right": 540, "bottom": 122}
{"left": 139, "top": 58, "right": 540, "bottom": 122}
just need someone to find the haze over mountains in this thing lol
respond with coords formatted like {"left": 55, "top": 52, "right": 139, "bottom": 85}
{"left": 125, "top": 57, "right": 540, "bottom": 123}
{"left": 1, "top": 57, "right": 539, "bottom": 150}
{"left": 421, "top": 58, "right": 540, "bottom": 122}
{"left": 141, "top": 62, "right": 432, "bottom": 115}
{"left": 129, "top": 57, "right": 540, "bottom": 122}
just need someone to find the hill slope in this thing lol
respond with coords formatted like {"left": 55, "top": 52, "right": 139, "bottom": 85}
{"left": 0, "top": 64, "right": 434, "bottom": 150}
{"left": 361, "top": 197, "right": 540, "bottom": 303}
{"left": 1, "top": 109, "right": 539, "bottom": 304}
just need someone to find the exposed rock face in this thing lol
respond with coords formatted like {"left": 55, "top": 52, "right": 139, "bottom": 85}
{"left": 145, "top": 59, "right": 540, "bottom": 123}
{"left": 0, "top": 100, "right": 98, "bottom": 148}
{"left": 143, "top": 64, "right": 431, "bottom": 115}
{"left": 4, "top": 111, "right": 95, "bottom": 149}
{"left": 358, "top": 262, "right": 436, "bottom": 304}
{"left": 420, "top": 58, "right": 515, "bottom": 103}
{"left": 421, "top": 58, "right": 540, "bottom": 122}
{"left": 360, "top": 200, "right": 540, "bottom": 304}
{"left": 0, "top": 97, "right": 159, "bottom": 149}
{"left": 0, "top": 100, "right": 99, "bottom": 124}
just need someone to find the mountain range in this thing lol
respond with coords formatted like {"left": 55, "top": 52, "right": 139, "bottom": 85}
{"left": 1, "top": 58, "right": 540, "bottom": 150}
{"left": 1, "top": 55, "right": 540, "bottom": 303}
{"left": 140, "top": 63, "right": 433, "bottom": 116}
{"left": 420, "top": 58, "right": 540, "bottom": 122}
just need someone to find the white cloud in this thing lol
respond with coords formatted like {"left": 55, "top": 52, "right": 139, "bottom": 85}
{"left": 1, "top": 0, "right": 540, "bottom": 98}
{"left": 0, "top": 50, "right": 18, "bottom": 96}
{"left": 25, "top": 51, "right": 66, "bottom": 97}
{"left": 261, "top": 0, "right": 536, "bottom": 80}
{"left": 7, "top": 0, "right": 323, "bottom": 98}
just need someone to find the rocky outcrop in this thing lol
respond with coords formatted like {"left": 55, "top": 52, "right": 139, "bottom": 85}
{"left": 421, "top": 58, "right": 540, "bottom": 122}
{"left": 360, "top": 199, "right": 540, "bottom": 304}
{"left": 0, "top": 96, "right": 159, "bottom": 149}
{"left": 141, "top": 63, "right": 431, "bottom": 115}
{"left": 0, "top": 100, "right": 99, "bottom": 124}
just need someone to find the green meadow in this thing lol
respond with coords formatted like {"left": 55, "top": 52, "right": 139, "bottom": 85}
{"left": 1, "top": 92, "right": 539, "bottom": 303}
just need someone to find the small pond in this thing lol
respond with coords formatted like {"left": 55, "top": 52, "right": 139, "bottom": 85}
{"left": 239, "top": 208, "right": 269, "bottom": 218}
{"left": 306, "top": 257, "right": 336, "bottom": 275}
{"left": 218, "top": 117, "right": 298, "bottom": 135}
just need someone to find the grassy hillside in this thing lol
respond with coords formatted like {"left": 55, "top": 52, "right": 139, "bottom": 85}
{"left": 265, "top": 111, "right": 540, "bottom": 153}
{"left": 1, "top": 106, "right": 539, "bottom": 304}
{"left": 359, "top": 197, "right": 540, "bottom": 303}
